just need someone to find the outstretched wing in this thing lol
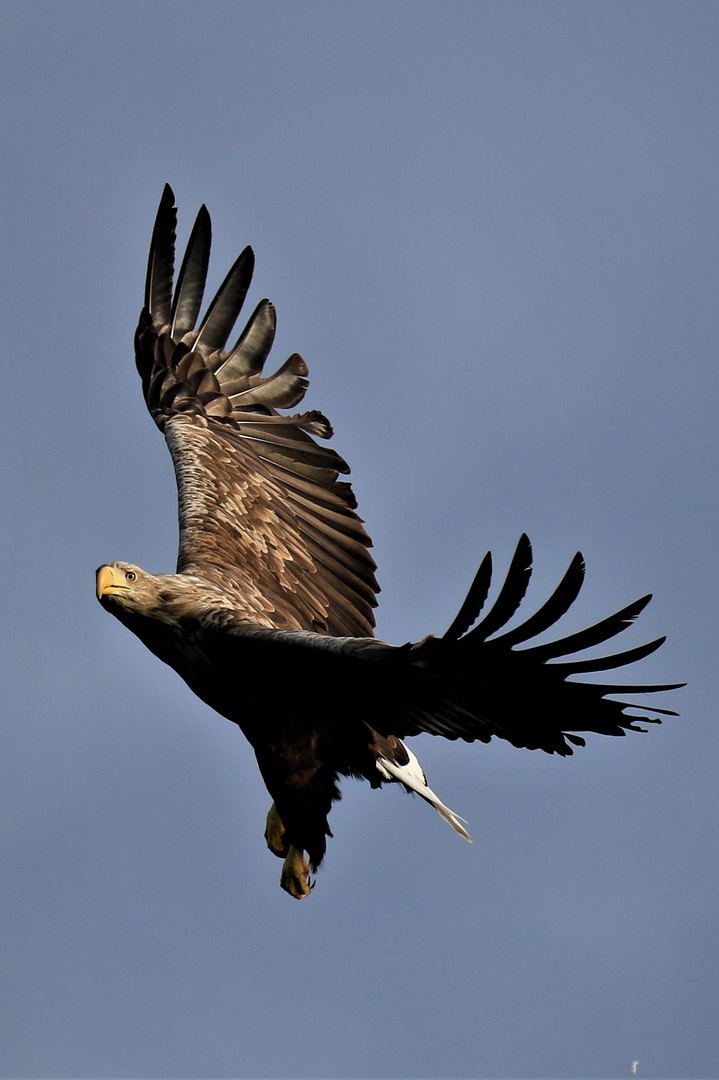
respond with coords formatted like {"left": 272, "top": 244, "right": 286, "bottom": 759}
{"left": 209, "top": 534, "right": 681, "bottom": 757}
{"left": 361, "top": 535, "right": 681, "bottom": 755}
{"left": 134, "top": 185, "right": 378, "bottom": 636}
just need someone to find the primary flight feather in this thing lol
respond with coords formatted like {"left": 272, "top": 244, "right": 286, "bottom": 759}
{"left": 97, "top": 185, "right": 681, "bottom": 898}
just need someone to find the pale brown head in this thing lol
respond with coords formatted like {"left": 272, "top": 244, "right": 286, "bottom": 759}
{"left": 96, "top": 561, "right": 237, "bottom": 624}
{"left": 96, "top": 562, "right": 155, "bottom": 611}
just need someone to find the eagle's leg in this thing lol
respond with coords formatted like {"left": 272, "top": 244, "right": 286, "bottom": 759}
{"left": 280, "top": 845, "right": 314, "bottom": 899}
{"left": 264, "top": 802, "right": 289, "bottom": 857}
{"left": 254, "top": 749, "right": 336, "bottom": 898}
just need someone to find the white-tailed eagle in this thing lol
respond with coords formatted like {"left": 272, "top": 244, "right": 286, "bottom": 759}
{"left": 97, "top": 185, "right": 681, "bottom": 898}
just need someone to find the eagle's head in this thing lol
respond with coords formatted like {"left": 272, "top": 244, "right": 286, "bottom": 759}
{"left": 95, "top": 562, "right": 156, "bottom": 613}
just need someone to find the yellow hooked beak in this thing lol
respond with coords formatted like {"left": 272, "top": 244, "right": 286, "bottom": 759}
{"left": 96, "top": 565, "right": 127, "bottom": 600}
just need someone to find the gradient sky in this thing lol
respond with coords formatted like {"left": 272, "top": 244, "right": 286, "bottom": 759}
{"left": 1, "top": 2, "right": 717, "bottom": 1077}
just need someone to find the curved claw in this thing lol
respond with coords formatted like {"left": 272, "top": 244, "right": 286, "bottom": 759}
{"left": 280, "top": 845, "right": 314, "bottom": 899}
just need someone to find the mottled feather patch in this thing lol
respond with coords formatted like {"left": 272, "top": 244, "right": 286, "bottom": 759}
{"left": 166, "top": 416, "right": 335, "bottom": 630}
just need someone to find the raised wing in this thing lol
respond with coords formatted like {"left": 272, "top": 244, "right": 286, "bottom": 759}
{"left": 134, "top": 185, "right": 378, "bottom": 636}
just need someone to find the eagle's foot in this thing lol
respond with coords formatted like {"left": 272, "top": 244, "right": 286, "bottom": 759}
{"left": 264, "top": 802, "right": 289, "bottom": 858}
{"left": 280, "top": 845, "right": 314, "bottom": 899}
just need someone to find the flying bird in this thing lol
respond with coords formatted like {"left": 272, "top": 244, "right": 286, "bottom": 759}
{"left": 97, "top": 185, "right": 681, "bottom": 898}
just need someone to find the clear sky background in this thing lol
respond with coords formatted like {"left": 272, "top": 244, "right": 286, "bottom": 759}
{"left": 1, "top": 2, "right": 717, "bottom": 1077}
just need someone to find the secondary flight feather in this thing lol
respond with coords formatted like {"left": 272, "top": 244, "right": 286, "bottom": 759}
{"left": 97, "top": 185, "right": 681, "bottom": 898}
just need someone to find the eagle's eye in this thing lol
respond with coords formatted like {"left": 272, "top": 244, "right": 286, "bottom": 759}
{"left": 125, "top": 571, "right": 136, "bottom": 582}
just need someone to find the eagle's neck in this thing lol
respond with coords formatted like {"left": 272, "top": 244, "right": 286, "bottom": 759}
{"left": 108, "top": 572, "right": 232, "bottom": 671}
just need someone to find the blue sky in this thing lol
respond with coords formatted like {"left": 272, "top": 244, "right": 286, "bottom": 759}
{"left": 1, "top": 2, "right": 717, "bottom": 1076}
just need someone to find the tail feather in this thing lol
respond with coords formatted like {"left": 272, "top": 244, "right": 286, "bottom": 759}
{"left": 375, "top": 742, "right": 472, "bottom": 842}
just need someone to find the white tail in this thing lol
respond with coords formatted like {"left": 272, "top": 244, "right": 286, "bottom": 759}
{"left": 375, "top": 741, "right": 472, "bottom": 842}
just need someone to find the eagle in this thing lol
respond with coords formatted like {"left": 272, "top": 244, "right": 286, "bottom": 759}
{"left": 97, "top": 185, "right": 681, "bottom": 898}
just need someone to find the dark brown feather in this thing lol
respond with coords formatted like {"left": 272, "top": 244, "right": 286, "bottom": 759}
{"left": 213, "top": 298, "right": 277, "bottom": 380}
{"left": 369, "top": 539, "right": 683, "bottom": 754}
{"left": 170, "top": 203, "right": 211, "bottom": 339}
